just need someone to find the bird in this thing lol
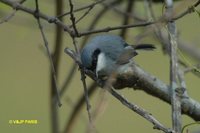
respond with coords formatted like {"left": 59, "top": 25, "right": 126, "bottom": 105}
{"left": 81, "top": 34, "right": 155, "bottom": 79}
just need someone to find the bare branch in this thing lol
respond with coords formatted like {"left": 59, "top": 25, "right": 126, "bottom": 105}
{"left": 73, "top": 5, "right": 93, "bottom": 25}
{"left": 172, "top": 0, "right": 200, "bottom": 21}
{"left": 0, "top": 0, "right": 26, "bottom": 24}
{"left": 80, "top": 67, "right": 93, "bottom": 123}
{"left": 78, "top": 21, "right": 155, "bottom": 36}
{"left": 0, "top": 10, "right": 17, "bottom": 24}
{"left": 108, "top": 87, "right": 174, "bottom": 133}
{"left": 120, "top": 0, "right": 134, "bottom": 38}
{"left": 101, "top": 0, "right": 145, "bottom": 22}
{"left": 109, "top": 63, "right": 200, "bottom": 121}
{"left": 184, "top": 64, "right": 200, "bottom": 74}
{"left": 179, "top": 60, "right": 200, "bottom": 78}
{"left": 68, "top": 0, "right": 79, "bottom": 36}
{"left": 165, "top": 0, "right": 182, "bottom": 132}
{"left": 57, "top": 0, "right": 106, "bottom": 19}
{"left": 63, "top": 82, "right": 97, "bottom": 133}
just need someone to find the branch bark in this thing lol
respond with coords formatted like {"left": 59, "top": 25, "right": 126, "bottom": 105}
{"left": 100, "top": 63, "right": 200, "bottom": 123}
{"left": 113, "top": 63, "right": 200, "bottom": 121}
{"left": 165, "top": 0, "right": 182, "bottom": 132}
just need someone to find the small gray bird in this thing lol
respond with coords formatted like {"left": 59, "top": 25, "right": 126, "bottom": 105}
{"left": 81, "top": 34, "right": 155, "bottom": 78}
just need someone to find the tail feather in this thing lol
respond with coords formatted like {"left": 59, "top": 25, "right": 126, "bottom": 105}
{"left": 133, "top": 44, "right": 156, "bottom": 50}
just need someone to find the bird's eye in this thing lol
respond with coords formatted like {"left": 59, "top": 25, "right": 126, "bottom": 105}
{"left": 90, "top": 48, "right": 101, "bottom": 71}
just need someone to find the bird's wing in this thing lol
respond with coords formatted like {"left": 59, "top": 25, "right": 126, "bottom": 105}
{"left": 116, "top": 46, "right": 137, "bottom": 65}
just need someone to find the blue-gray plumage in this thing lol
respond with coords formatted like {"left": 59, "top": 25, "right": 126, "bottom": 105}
{"left": 81, "top": 34, "right": 155, "bottom": 78}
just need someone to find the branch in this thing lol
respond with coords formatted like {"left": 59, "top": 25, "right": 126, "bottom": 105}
{"left": 68, "top": 0, "right": 79, "bottom": 36}
{"left": 109, "top": 63, "right": 200, "bottom": 121}
{"left": 0, "top": 9, "right": 16, "bottom": 24}
{"left": 50, "top": 0, "right": 64, "bottom": 133}
{"left": 101, "top": 0, "right": 145, "bottom": 22}
{"left": 73, "top": 6, "right": 93, "bottom": 25}
{"left": 165, "top": 0, "right": 182, "bottom": 132}
{"left": 108, "top": 87, "right": 174, "bottom": 133}
{"left": 57, "top": 0, "right": 105, "bottom": 18}
{"left": 0, "top": 0, "right": 26, "bottom": 24}
{"left": 172, "top": 0, "right": 200, "bottom": 21}
{"left": 63, "top": 82, "right": 97, "bottom": 133}
{"left": 120, "top": 0, "right": 134, "bottom": 38}
{"left": 78, "top": 21, "right": 155, "bottom": 36}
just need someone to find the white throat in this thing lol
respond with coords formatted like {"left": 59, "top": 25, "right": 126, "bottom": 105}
{"left": 96, "top": 52, "right": 118, "bottom": 78}
{"left": 96, "top": 52, "right": 107, "bottom": 76}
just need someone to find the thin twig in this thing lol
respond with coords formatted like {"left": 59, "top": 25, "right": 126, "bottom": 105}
{"left": 73, "top": 5, "right": 93, "bottom": 25}
{"left": 78, "top": 21, "right": 155, "bottom": 36}
{"left": 71, "top": 35, "right": 93, "bottom": 124}
{"left": 0, "top": 10, "right": 17, "bottom": 24}
{"left": 101, "top": 0, "right": 146, "bottom": 22}
{"left": 68, "top": 0, "right": 79, "bottom": 36}
{"left": 120, "top": 0, "right": 134, "bottom": 38}
{"left": 34, "top": 0, "right": 62, "bottom": 107}
{"left": 179, "top": 60, "right": 200, "bottom": 78}
{"left": 108, "top": 87, "right": 174, "bottom": 133}
{"left": 0, "top": 0, "right": 26, "bottom": 24}
{"left": 57, "top": 0, "right": 105, "bottom": 18}
{"left": 172, "top": 0, "right": 200, "bottom": 21}
{"left": 145, "top": 0, "right": 169, "bottom": 54}
{"left": 184, "top": 64, "right": 200, "bottom": 74}
{"left": 63, "top": 82, "right": 97, "bottom": 133}
{"left": 80, "top": 68, "right": 93, "bottom": 123}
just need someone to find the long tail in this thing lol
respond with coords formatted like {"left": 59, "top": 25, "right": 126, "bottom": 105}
{"left": 133, "top": 44, "right": 156, "bottom": 50}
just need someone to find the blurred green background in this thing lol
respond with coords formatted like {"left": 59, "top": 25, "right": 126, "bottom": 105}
{"left": 0, "top": 0, "right": 200, "bottom": 133}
